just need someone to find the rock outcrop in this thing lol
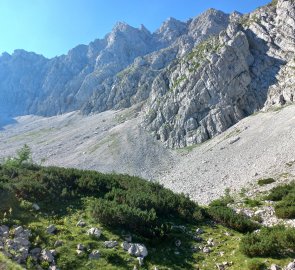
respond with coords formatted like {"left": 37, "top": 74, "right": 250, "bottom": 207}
{"left": 144, "top": 0, "right": 295, "bottom": 148}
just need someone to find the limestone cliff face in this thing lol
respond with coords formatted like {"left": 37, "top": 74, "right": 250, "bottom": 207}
{"left": 143, "top": 0, "right": 295, "bottom": 148}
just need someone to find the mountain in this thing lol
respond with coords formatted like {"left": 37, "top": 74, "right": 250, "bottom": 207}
{"left": 1, "top": 0, "right": 294, "bottom": 151}
{"left": 144, "top": 0, "right": 295, "bottom": 147}
{"left": 0, "top": 9, "right": 229, "bottom": 117}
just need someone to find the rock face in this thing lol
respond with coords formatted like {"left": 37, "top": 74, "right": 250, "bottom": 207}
{"left": 0, "top": 9, "right": 229, "bottom": 118}
{"left": 144, "top": 0, "right": 295, "bottom": 148}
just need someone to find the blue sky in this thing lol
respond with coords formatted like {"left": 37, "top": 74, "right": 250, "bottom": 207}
{"left": 0, "top": 0, "right": 270, "bottom": 58}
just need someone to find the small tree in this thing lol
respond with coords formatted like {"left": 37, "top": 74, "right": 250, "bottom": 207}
{"left": 16, "top": 144, "right": 32, "bottom": 166}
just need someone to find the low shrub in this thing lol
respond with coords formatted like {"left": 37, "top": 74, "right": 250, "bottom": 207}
{"left": 265, "top": 183, "right": 294, "bottom": 201}
{"left": 257, "top": 178, "right": 275, "bottom": 186}
{"left": 240, "top": 226, "right": 295, "bottom": 257}
{"left": 244, "top": 198, "right": 262, "bottom": 208}
{"left": 275, "top": 193, "right": 295, "bottom": 219}
{"left": 206, "top": 205, "right": 259, "bottom": 233}
{"left": 247, "top": 259, "right": 266, "bottom": 270}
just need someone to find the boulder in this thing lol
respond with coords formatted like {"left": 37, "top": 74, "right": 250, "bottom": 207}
{"left": 54, "top": 240, "right": 63, "bottom": 247}
{"left": 14, "top": 226, "right": 24, "bottom": 236}
{"left": 30, "top": 247, "right": 41, "bottom": 257}
{"left": 77, "top": 244, "right": 85, "bottom": 251}
{"left": 127, "top": 243, "right": 148, "bottom": 257}
{"left": 32, "top": 203, "right": 40, "bottom": 211}
{"left": 121, "top": 241, "right": 131, "bottom": 251}
{"left": 46, "top": 225, "right": 57, "bottom": 234}
{"left": 87, "top": 227, "right": 101, "bottom": 238}
{"left": 41, "top": 249, "right": 55, "bottom": 263}
{"left": 285, "top": 260, "right": 295, "bottom": 270}
{"left": 104, "top": 241, "right": 118, "bottom": 248}
{"left": 76, "top": 220, "right": 86, "bottom": 227}
{"left": 89, "top": 250, "right": 100, "bottom": 260}
{"left": 175, "top": 240, "right": 181, "bottom": 247}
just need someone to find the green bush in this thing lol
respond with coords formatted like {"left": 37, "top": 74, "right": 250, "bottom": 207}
{"left": 247, "top": 259, "right": 266, "bottom": 270}
{"left": 206, "top": 205, "right": 259, "bottom": 233}
{"left": 275, "top": 193, "right": 295, "bottom": 219}
{"left": 257, "top": 178, "right": 275, "bottom": 186}
{"left": 266, "top": 183, "right": 295, "bottom": 201}
{"left": 244, "top": 198, "right": 262, "bottom": 208}
{"left": 240, "top": 226, "right": 295, "bottom": 257}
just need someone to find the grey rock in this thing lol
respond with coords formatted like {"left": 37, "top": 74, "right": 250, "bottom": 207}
{"left": 14, "top": 226, "right": 23, "bottom": 236}
{"left": 41, "top": 249, "right": 55, "bottom": 263}
{"left": 121, "top": 241, "right": 131, "bottom": 251}
{"left": 203, "top": 247, "right": 211, "bottom": 253}
{"left": 196, "top": 228, "right": 204, "bottom": 234}
{"left": 285, "top": 260, "right": 295, "bottom": 270}
{"left": 104, "top": 240, "right": 118, "bottom": 248}
{"left": 46, "top": 224, "right": 57, "bottom": 234}
{"left": 54, "top": 240, "right": 63, "bottom": 247}
{"left": 126, "top": 243, "right": 148, "bottom": 257}
{"left": 30, "top": 247, "right": 41, "bottom": 257}
{"left": 77, "top": 244, "right": 85, "bottom": 250}
{"left": 137, "top": 256, "right": 144, "bottom": 266}
{"left": 76, "top": 220, "right": 86, "bottom": 227}
{"left": 175, "top": 239, "right": 181, "bottom": 247}
{"left": 270, "top": 264, "right": 281, "bottom": 270}
{"left": 89, "top": 250, "right": 100, "bottom": 260}
{"left": 32, "top": 203, "right": 40, "bottom": 211}
{"left": 87, "top": 227, "right": 101, "bottom": 238}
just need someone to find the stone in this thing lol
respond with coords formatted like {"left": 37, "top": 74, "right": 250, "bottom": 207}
{"left": 32, "top": 203, "right": 40, "bottom": 211}
{"left": 77, "top": 244, "right": 85, "bottom": 251}
{"left": 89, "top": 250, "right": 100, "bottom": 260}
{"left": 175, "top": 240, "right": 181, "bottom": 247}
{"left": 104, "top": 241, "right": 118, "bottom": 248}
{"left": 137, "top": 257, "right": 144, "bottom": 266}
{"left": 46, "top": 225, "right": 57, "bottom": 234}
{"left": 76, "top": 250, "right": 84, "bottom": 255}
{"left": 54, "top": 240, "right": 63, "bottom": 247}
{"left": 41, "top": 249, "right": 54, "bottom": 263}
{"left": 87, "top": 227, "right": 101, "bottom": 238}
{"left": 270, "top": 264, "right": 280, "bottom": 270}
{"left": 285, "top": 260, "right": 295, "bottom": 270}
{"left": 203, "top": 247, "right": 211, "bottom": 253}
{"left": 121, "top": 241, "right": 131, "bottom": 251}
{"left": 196, "top": 228, "right": 204, "bottom": 235}
{"left": 30, "top": 247, "right": 41, "bottom": 257}
{"left": 14, "top": 226, "right": 24, "bottom": 236}
{"left": 207, "top": 238, "right": 215, "bottom": 247}
{"left": 126, "top": 243, "right": 148, "bottom": 257}
{"left": 76, "top": 220, "right": 86, "bottom": 227}
{"left": 0, "top": 225, "right": 9, "bottom": 236}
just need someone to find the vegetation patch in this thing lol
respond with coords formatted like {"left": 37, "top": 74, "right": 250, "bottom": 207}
{"left": 206, "top": 198, "right": 259, "bottom": 233}
{"left": 240, "top": 226, "right": 295, "bottom": 258}
{"left": 257, "top": 178, "right": 276, "bottom": 186}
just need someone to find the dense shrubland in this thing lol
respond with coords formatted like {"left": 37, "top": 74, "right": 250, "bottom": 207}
{"left": 240, "top": 226, "right": 295, "bottom": 257}
{"left": 0, "top": 146, "right": 203, "bottom": 239}
{"left": 266, "top": 182, "right": 295, "bottom": 219}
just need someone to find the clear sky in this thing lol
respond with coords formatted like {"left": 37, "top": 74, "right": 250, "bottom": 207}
{"left": 0, "top": 0, "right": 270, "bottom": 58}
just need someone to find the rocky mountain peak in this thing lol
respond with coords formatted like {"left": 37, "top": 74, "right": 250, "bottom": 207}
{"left": 155, "top": 17, "right": 188, "bottom": 42}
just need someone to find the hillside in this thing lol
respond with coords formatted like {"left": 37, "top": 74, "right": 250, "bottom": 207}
{"left": 0, "top": 156, "right": 295, "bottom": 270}
{"left": 1, "top": 104, "right": 295, "bottom": 205}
